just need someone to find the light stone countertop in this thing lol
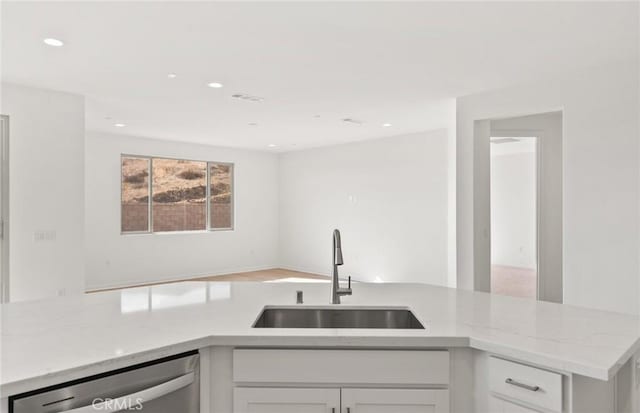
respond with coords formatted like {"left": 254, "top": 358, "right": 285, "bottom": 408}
{"left": 2, "top": 282, "right": 640, "bottom": 396}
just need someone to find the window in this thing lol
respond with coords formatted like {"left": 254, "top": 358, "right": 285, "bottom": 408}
{"left": 121, "top": 156, "right": 150, "bottom": 232}
{"left": 152, "top": 158, "right": 207, "bottom": 232}
{"left": 210, "top": 163, "right": 233, "bottom": 229}
{"left": 121, "top": 155, "right": 234, "bottom": 233}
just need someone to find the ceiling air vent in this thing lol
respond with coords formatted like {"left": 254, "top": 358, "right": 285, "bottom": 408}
{"left": 231, "top": 93, "right": 265, "bottom": 102}
{"left": 342, "top": 118, "right": 364, "bottom": 125}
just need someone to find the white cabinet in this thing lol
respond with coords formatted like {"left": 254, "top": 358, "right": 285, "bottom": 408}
{"left": 234, "top": 388, "right": 340, "bottom": 413}
{"left": 233, "top": 349, "right": 450, "bottom": 385}
{"left": 232, "top": 350, "right": 451, "bottom": 413}
{"left": 233, "top": 388, "right": 449, "bottom": 413}
{"left": 489, "top": 396, "right": 543, "bottom": 413}
{"left": 342, "top": 388, "right": 449, "bottom": 413}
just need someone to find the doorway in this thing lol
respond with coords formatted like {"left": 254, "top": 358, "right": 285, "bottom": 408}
{"left": 0, "top": 115, "right": 9, "bottom": 303}
{"left": 490, "top": 137, "right": 538, "bottom": 299}
{"left": 474, "top": 111, "right": 563, "bottom": 303}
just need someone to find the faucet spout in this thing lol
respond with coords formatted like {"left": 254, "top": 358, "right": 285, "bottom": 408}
{"left": 331, "top": 229, "right": 352, "bottom": 304}
{"left": 333, "top": 229, "right": 343, "bottom": 266}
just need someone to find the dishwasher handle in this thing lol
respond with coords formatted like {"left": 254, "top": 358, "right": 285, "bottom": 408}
{"left": 61, "top": 371, "right": 195, "bottom": 413}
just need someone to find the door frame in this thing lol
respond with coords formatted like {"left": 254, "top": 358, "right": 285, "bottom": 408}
{"left": 0, "top": 115, "right": 9, "bottom": 303}
{"left": 489, "top": 130, "right": 541, "bottom": 300}
{"left": 473, "top": 110, "right": 564, "bottom": 304}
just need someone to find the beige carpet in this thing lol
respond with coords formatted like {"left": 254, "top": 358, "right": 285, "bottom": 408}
{"left": 491, "top": 265, "right": 537, "bottom": 299}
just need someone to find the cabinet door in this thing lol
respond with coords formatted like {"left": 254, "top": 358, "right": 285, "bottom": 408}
{"left": 489, "top": 396, "right": 544, "bottom": 413}
{"left": 341, "top": 388, "right": 449, "bottom": 413}
{"left": 234, "top": 387, "right": 340, "bottom": 413}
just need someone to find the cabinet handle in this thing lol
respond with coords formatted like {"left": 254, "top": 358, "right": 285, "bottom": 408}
{"left": 505, "top": 378, "right": 540, "bottom": 392}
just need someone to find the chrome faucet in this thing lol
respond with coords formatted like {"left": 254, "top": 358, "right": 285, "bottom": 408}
{"left": 331, "top": 229, "right": 352, "bottom": 304}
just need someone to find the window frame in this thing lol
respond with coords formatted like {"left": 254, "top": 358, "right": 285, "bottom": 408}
{"left": 120, "top": 154, "right": 235, "bottom": 235}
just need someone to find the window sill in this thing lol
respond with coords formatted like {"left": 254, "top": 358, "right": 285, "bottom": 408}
{"left": 121, "top": 228, "right": 234, "bottom": 236}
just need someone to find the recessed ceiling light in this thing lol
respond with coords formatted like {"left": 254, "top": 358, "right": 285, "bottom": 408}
{"left": 167, "top": 73, "right": 177, "bottom": 79}
{"left": 114, "top": 123, "right": 126, "bottom": 128}
{"left": 382, "top": 123, "right": 392, "bottom": 127}
{"left": 268, "top": 144, "right": 277, "bottom": 148}
{"left": 43, "top": 38, "right": 64, "bottom": 47}
{"left": 207, "top": 82, "right": 224, "bottom": 88}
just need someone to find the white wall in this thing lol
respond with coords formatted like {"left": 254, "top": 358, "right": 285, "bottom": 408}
{"left": 85, "top": 132, "right": 279, "bottom": 290}
{"left": 1, "top": 83, "right": 85, "bottom": 301}
{"left": 457, "top": 59, "right": 640, "bottom": 315}
{"left": 278, "top": 130, "right": 449, "bottom": 285}
{"left": 490, "top": 146, "right": 537, "bottom": 269}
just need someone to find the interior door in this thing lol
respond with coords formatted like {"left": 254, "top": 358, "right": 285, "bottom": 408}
{"left": 233, "top": 388, "right": 340, "bottom": 413}
{"left": 341, "top": 388, "right": 449, "bottom": 413}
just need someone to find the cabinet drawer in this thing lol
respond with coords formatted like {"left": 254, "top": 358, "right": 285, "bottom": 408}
{"left": 489, "top": 357, "right": 562, "bottom": 412}
{"left": 233, "top": 349, "right": 450, "bottom": 385}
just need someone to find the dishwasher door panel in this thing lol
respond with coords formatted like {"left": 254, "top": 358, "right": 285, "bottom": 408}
{"left": 10, "top": 352, "right": 199, "bottom": 413}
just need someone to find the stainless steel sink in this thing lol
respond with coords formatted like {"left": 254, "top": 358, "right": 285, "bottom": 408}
{"left": 252, "top": 307, "right": 425, "bottom": 329}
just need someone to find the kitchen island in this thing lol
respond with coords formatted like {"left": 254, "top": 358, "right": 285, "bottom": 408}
{"left": 2, "top": 282, "right": 639, "bottom": 412}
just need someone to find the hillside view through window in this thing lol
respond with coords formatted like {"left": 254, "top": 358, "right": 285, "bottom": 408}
{"left": 121, "top": 156, "right": 233, "bottom": 233}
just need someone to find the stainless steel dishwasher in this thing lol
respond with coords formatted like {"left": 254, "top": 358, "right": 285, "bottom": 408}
{"left": 10, "top": 351, "right": 199, "bottom": 413}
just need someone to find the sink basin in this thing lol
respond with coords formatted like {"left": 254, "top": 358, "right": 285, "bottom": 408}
{"left": 252, "top": 306, "right": 425, "bottom": 329}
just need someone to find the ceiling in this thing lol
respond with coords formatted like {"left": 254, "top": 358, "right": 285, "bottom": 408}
{"left": 2, "top": 1, "right": 638, "bottom": 151}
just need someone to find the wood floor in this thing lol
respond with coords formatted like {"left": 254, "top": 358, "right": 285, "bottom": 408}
{"left": 89, "top": 268, "right": 329, "bottom": 293}
{"left": 92, "top": 266, "right": 535, "bottom": 299}
{"left": 190, "top": 268, "right": 329, "bottom": 282}
{"left": 491, "top": 264, "right": 537, "bottom": 299}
